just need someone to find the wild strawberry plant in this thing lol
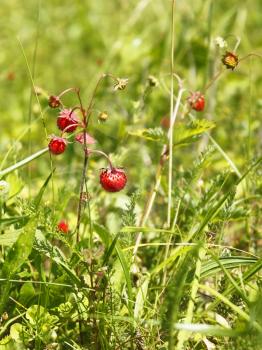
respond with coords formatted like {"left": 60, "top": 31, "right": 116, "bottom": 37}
{"left": 0, "top": 1, "right": 262, "bottom": 350}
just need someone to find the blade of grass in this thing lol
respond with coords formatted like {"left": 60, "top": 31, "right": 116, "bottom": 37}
{"left": 0, "top": 148, "right": 49, "bottom": 179}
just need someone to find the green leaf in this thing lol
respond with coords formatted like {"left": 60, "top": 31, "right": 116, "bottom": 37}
{"left": 0, "top": 216, "right": 29, "bottom": 228}
{"left": 94, "top": 223, "right": 134, "bottom": 314}
{"left": 0, "top": 231, "right": 22, "bottom": 246}
{"left": 174, "top": 119, "right": 216, "bottom": 146}
{"left": 174, "top": 323, "right": 239, "bottom": 337}
{"left": 134, "top": 276, "right": 150, "bottom": 319}
{"left": 6, "top": 173, "right": 24, "bottom": 199}
{"left": 102, "top": 232, "right": 121, "bottom": 266}
{"left": 10, "top": 323, "right": 23, "bottom": 343}
{"left": 128, "top": 120, "right": 215, "bottom": 148}
{"left": 129, "top": 127, "right": 166, "bottom": 143}
{"left": 192, "top": 157, "right": 262, "bottom": 240}
{"left": 201, "top": 256, "right": 258, "bottom": 279}
{"left": 2, "top": 219, "right": 36, "bottom": 278}
{"left": 93, "top": 222, "right": 110, "bottom": 247}
{"left": 0, "top": 219, "right": 36, "bottom": 314}
{"left": 19, "top": 283, "right": 36, "bottom": 305}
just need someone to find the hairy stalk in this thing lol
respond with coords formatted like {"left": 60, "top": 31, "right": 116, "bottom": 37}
{"left": 27, "top": 0, "right": 40, "bottom": 197}
{"left": 17, "top": 38, "right": 48, "bottom": 138}
{"left": 167, "top": 0, "right": 175, "bottom": 228}
{"left": 75, "top": 73, "right": 119, "bottom": 242}
{"left": 86, "top": 74, "right": 107, "bottom": 126}
{"left": 75, "top": 153, "right": 89, "bottom": 244}
{"left": 162, "top": 198, "right": 181, "bottom": 286}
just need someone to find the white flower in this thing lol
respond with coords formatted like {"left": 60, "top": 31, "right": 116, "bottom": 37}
{"left": 214, "top": 36, "right": 227, "bottom": 48}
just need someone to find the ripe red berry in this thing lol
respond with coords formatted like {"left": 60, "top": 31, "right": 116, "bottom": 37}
{"left": 49, "top": 95, "right": 61, "bottom": 108}
{"left": 57, "top": 109, "right": 79, "bottom": 133}
{"left": 57, "top": 220, "right": 69, "bottom": 233}
{"left": 100, "top": 168, "right": 127, "bottom": 192}
{"left": 48, "top": 136, "right": 67, "bottom": 155}
{"left": 187, "top": 92, "right": 205, "bottom": 112}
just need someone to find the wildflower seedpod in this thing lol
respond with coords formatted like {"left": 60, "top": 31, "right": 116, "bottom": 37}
{"left": 222, "top": 51, "right": 238, "bottom": 70}
{"left": 98, "top": 111, "right": 109, "bottom": 122}
{"left": 147, "top": 75, "right": 159, "bottom": 87}
{"left": 48, "top": 95, "right": 61, "bottom": 108}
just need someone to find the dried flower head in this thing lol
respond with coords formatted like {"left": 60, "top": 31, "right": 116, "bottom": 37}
{"left": 114, "top": 78, "right": 128, "bottom": 91}
{"left": 222, "top": 51, "right": 238, "bottom": 70}
{"left": 49, "top": 95, "right": 61, "bottom": 108}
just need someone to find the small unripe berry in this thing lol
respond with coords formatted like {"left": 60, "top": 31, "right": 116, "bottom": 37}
{"left": 57, "top": 109, "right": 79, "bottom": 133}
{"left": 222, "top": 51, "right": 238, "bottom": 70}
{"left": 187, "top": 91, "right": 205, "bottom": 112}
{"left": 48, "top": 137, "right": 67, "bottom": 155}
{"left": 160, "top": 116, "right": 170, "bottom": 130}
{"left": 98, "top": 111, "right": 109, "bottom": 122}
{"left": 49, "top": 95, "right": 61, "bottom": 108}
{"left": 57, "top": 220, "right": 69, "bottom": 233}
{"left": 100, "top": 168, "right": 127, "bottom": 192}
{"left": 147, "top": 75, "right": 159, "bottom": 87}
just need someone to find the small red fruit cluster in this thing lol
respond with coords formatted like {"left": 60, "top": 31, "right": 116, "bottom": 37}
{"left": 47, "top": 82, "right": 127, "bottom": 193}
{"left": 48, "top": 97, "right": 80, "bottom": 155}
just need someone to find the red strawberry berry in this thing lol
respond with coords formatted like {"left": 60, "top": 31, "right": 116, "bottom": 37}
{"left": 57, "top": 220, "right": 69, "bottom": 233}
{"left": 187, "top": 91, "right": 205, "bottom": 112}
{"left": 57, "top": 109, "right": 79, "bottom": 133}
{"left": 48, "top": 136, "right": 67, "bottom": 155}
{"left": 49, "top": 95, "right": 61, "bottom": 108}
{"left": 100, "top": 168, "right": 127, "bottom": 192}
